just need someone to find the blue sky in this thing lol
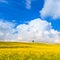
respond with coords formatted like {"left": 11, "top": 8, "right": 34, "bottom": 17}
{"left": 0, "top": 0, "right": 44, "bottom": 24}
{"left": 0, "top": 0, "right": 60, "bottom": 31}
{"left": 0, "top": 0, "right": 60, "bottom": 43}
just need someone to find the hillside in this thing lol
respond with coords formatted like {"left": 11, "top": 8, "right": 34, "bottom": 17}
{"left": 0, "top": 42, "right": 60, "bottom": 60}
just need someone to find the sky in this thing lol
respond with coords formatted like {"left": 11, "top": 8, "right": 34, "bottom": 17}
{"left": 0, "top": 0, "right": 60, "bottom": 43}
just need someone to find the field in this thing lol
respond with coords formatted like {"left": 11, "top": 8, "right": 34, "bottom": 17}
{"left": 0, "top": 42, "right": 60, "bottom": 60}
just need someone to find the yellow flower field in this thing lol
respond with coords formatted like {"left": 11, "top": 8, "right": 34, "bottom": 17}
{"left": 0, "top": 42, "right": 60, "bottom": 60}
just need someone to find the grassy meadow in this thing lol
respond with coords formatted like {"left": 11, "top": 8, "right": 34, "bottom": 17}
{"left": 0, "top": 42, "right": 60, "bottom": 60}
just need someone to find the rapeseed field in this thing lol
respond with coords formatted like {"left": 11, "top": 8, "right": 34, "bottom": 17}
{"left": 0, "top": 42, "right": 60, "bottom": 60}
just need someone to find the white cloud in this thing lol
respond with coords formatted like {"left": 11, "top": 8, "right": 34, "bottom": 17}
{"left": 0, "top": 0, "right": 8, "bottom": 3}
{"left": 40, "top": 0, "right": 60, "bottom": 19}
{"left": 16, "top": 18, "right": 60, "bottom": 43}
{"left": 0, "top": 19, "right": 60, "bottom": 43}
{"left": 25, "top": 0, "right": 31, "bottom": 9}
{"left": 0, "top": 20, "right": 17, "bottom": 41}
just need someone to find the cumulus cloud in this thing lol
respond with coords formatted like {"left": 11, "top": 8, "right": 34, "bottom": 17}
{"left": 40, "top": 0, "right": 60, "bottom": 19}
{"left": 0, "top": 0, "right": 8, "bottom": 3}
{"left": 0, "top": 20, "right": 17, "bottom": 41}
{"left": 25, "top": 0, "right": 31, "bottom": 9}
{"left": 16, "top": 18, "right": 60, "bottom": 43}
{"left": 0, "top": 18, "right": 60, "bottom": 43}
